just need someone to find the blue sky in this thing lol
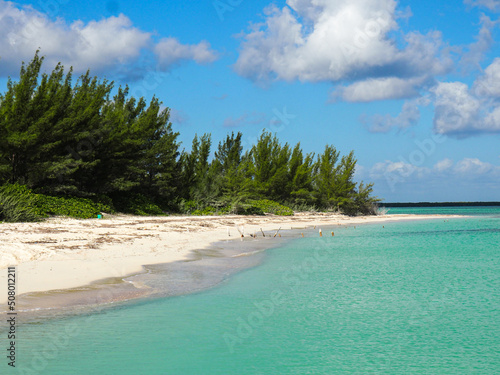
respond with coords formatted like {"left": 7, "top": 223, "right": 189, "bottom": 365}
{"left": 1, "top": 0, "right": 499, "bottom": 202}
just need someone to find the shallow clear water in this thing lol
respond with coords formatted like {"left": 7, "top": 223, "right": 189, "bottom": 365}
{"left": 5, "top": 208, "right": 500, "bottom": 374}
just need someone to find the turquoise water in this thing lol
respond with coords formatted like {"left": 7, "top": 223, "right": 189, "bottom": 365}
{"left": 386, "top": 206, "right": 500, "bottom": 216}
{"left": 6, "top": 209, "right": 500, "bottom": 374}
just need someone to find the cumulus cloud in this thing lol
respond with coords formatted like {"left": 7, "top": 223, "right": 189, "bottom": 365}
{"left": 432, "top": 82, "right": 482, "bottom": 135}
{"left": 380, "top": 156, "right": 500, "bottom": 178}
{"left": 334, "top": 77, "right": 421, "bottom": 102}
{"left": 464, "top": 0, "right": 500, "bottom": 11}
{"left": 0, "top": 1, "right": 218, "bottom": 77}
{"left": 234, "top": 0, "right": 451, "bottom": 101}
{"left": 362, "top": 96, "right": 430, "bottom": 133}
{"left": 432, "top": 157, "right": 500, "bottom": 179}
{"left": 460, "top": 15, "right": 498, "bottom": 70}
{"left": 473, "top": 57, "right": 500, "bottom": 97}
{"left": 370, "top": 160, "right": 429, "bottom": 180}
{"left": 454, "top": 157, "right": 497, "bottom": 174}
{"left": 367, "top": 156, "right": 500, "bottom": 195}
{"left": 432, "top": 58, "right": 500, "bottom": 136}
{"left": 433, "top": 158, "right": 454, "bottom": 172}
{"left": 154, "top": 38, "right": 218, "bottom": 70}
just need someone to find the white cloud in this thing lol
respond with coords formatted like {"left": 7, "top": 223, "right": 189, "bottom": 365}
{"left": 0, "top": 3, "right": 150, "bottom": 75}
{"left": 362, "top": 96, "right": 430, "bottom": 133}
{"left": 234, "top": 0, "right": 451, "bottom": 101}
{"left": 334, "top": 77, "right": 421, "bottom": 102}
{"left": 432, "top": 82, "right": 482, "bottom": 135}
{"left": 372, "top": 157, "right": 500, "bottom": 178}
{"left": 0, "top": 1, "right": 218, "bottom": 77}
{"left": 370, "top": 160, "right": 429, "bottom": 179}
{"left": 367, "top": 156, "right": 500, "bottom": 197}
{"left": 473, "top": 57, "right": 500, "bottom": 97}
{"left": 154, "top": 38, "right": 218, "bottom": 70}
{"left": 433, "top": 158, "right": 454, "bottom": 172}
{"left": 454, "top": 158, "right": 496, "bottom": 174}
{"left": 460, "top": 15, "right": 498, "bottom": 70}
{"left": 432, "top": 57, "right": 500, "bottom": 136}
{"left": 464, "top": 0, "right": 500, "bottom": 11}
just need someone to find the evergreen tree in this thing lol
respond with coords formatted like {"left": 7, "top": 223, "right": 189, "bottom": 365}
{"left": 0, "top": 52, "right": 380, "bottom": 217}
{"left": 250, "top": 131, "right": 290, "bottom": 200}
{"left": 313, "top": 145, "right": 340, "bottom": 209}
{"left": 288, "top": 143, "right": 315, "bottom": 206}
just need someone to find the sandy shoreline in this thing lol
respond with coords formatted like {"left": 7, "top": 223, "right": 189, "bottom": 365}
{"left": 0, "top": 213, "right": 460, "bottom": 305}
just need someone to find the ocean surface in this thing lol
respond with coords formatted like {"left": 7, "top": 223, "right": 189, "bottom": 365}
{"left": 5, "top": 208, "right": 500, "bottom": 374}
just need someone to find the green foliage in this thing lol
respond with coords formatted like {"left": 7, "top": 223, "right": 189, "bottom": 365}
{"left": 34, "top": 194, "right": 112, "bottom": 219}
{"left": 230, "top": 202, "right": 265, "bottom": 216}
{"left": 191, "top": 206, "right": 217, "bottom": 216}
{"left": 0, "top": 52, "right": 180, "bottom": 201}
{"left": 250, "top": 199, "right": 294, "bottom": 216}
{"left": 111, "top": 193, "right": 164, "bottom": 216}
{"left": 181, "top": 200, "right": 233, "bottom": 216}
{"left": 0, "top": 184, "right": 114, "bottom": 221}
{"left": 0, "top": 53, "right": 381, "bottom": 221}
{"left": 179, "top": 200, "right": 199, "bottom": 214}
{"left": 0, "top": 184, "right": 41, "bottom": 222}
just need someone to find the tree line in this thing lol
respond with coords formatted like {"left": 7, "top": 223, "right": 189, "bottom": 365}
{"left": 0, "top": 52, "right": 380, "bottom": 216}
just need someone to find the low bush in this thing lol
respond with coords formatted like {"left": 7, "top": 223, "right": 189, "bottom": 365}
{"left": 179, "top": 200, "right": 199, "bottom": 214}
{"left": 34, "top": 194, "right": 113, "bottom": 219}
{"left": 231, "top": 202, "right": 265, "bottom": 216}
{"left": 249, "top": 199, "right": 294, "bottom": 216}
{"left": 111, "top": 193, "right": 164, "bottom": 216}
{"left": 0, "top": 184, "right": 41, "bottom": 222}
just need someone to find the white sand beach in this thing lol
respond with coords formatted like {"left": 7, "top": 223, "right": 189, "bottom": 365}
{"left": 0, "top": 213, "right": 458, "bottom": 304}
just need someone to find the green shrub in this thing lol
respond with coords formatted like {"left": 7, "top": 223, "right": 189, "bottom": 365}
{"left": 232, "top": 203, "right": 265, "bottom": 215}
{"left": 183, "top": 200, "right": 234, "bottom": 216}
{"left": 0, "top": 184, "right": 42, "bottom": 222}
{"left": 180, "top": 200, "right": 199, "bottom": 214}
{"left": 34, "top": 194, "right": 113, "bottom": 219}
{"left": 190, "top": 205, "right": 224, "bottom": 216}
{"left": 248, "top": 199, "right": 293, "bottom": 216}
{"left": 111, "top": 193, "right": 164, "bottom": 216}
{"left": 217, "top": 205, "right": 231, "bottom": 215}
{"left": 235, "top": 199, "right": 293, "bottom": 216}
